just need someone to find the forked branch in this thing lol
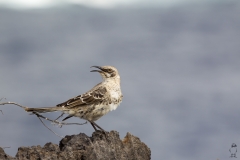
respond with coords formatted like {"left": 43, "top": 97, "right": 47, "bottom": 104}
{"left": 32, "top": 112, "right": 87, "bottom": 126}
{"left": 0, "top": 99, "right": 87, "bottom": 137}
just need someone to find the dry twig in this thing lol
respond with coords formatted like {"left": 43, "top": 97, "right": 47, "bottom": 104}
{"left": 0, "top": 101, "right": 27, "bottom": 109}
{"left": 37, "top": 115, "right": 63, "bottom": 138}
{"left": 32, "top": 112, "right": 87, "bottom": 126}
{"left": 0, "top": 98, "right": 6, "bottom": 115}
{"left": 0, "top": 100, "right": 87, "bottom": 137}
{"left": 0, "top": 98, "right": 6, "bottom": 101}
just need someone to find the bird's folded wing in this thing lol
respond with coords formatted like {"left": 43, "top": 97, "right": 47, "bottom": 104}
{"left": 56, "top": 86, "right": 108, "bottom": 109}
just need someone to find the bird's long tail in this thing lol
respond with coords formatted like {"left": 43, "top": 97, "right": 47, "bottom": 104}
{"left": 25, "top": 107, "right": 63, "bottom": 113}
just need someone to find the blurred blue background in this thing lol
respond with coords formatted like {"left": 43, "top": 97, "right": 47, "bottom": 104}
{"left": 0, "top": 0, "right": 240, "bottom": 159}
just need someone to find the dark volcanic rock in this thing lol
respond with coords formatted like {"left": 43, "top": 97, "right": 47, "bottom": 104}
{"left": 0, "top": 147, "right": 15, "bottom": 160}
{"left": 1, "top": 131, "right": 151, "bottom": 160}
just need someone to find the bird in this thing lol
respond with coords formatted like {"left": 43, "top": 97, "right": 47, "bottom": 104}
{"left": 25, "top": 65, "right": 123, "bottom": 132}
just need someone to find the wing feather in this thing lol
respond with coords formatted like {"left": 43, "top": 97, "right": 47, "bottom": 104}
{"left": 56, "top": 85, "right": 108, "bottom": 109}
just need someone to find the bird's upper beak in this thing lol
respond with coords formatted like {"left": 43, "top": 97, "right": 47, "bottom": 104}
{"left": 90, "top": 66, "right": 104, "bottom": 73}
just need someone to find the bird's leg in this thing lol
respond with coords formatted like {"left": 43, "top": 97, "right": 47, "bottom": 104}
{"left": 89, "top": 121, "right": 107, "bottom": 133}
{"left": 55, "top": 113, "right": 64, "bottom": 121}
{"left": 92, "top": 121, "right": 106, "bottom": 132}
{"left": 89, "top": 121, "right": 109, "bottom": 141}
{"left": 90, "top": 122, "right": 98, "bottom": 131}
{"left": 62, "top": 115, "right": 73, "bottom": 121}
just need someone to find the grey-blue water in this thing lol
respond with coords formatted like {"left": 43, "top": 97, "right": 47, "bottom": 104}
{"left": 0, "top": 1, "right": 240, "bottom": 159}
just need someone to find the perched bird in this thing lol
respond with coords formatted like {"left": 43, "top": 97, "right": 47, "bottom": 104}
{"left": 25, "top": 66, "right": 123, "bottom": 132}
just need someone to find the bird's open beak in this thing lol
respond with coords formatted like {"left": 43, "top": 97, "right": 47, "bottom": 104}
{"left": 90, "top": 66, "right": 104, "bottom": 73}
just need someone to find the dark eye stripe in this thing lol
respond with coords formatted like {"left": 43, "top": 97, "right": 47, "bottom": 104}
{"left": 102, "top": 68, "right": 112, "bottom": 73}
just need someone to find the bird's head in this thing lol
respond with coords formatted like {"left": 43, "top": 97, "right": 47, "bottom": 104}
{"left": 91, "top": 66, "right": 119, "bottom": 80}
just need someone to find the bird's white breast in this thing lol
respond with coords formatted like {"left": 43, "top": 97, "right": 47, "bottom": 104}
{"left": 110, "top": 90, "right": 121, "bottom": 99}
{"left": 109, "top": 103, "right": 119, "bottom": 111}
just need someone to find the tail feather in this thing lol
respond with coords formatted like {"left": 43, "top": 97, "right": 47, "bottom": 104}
{"left": 25, "top": 107, "right": 62, "bottom": 113}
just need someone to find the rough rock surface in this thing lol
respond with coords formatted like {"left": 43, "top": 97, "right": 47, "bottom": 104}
{"left": 0, "top": 130, "right": 151, "bottom": 160}
{"left": 0, "top": 147, "right": 15, "bottom": 160}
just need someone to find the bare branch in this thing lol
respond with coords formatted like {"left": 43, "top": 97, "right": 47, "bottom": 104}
{"left": 0, "top": 98, "right": 6, "bottom": 114}
{"left": 0, "top": 101, "right": 87, "bottom": 126}
{"left": 0, "top": 100, "right": 88, "bottom": 137}
{"left": 32, "top": 112, "right": 87, "bottom": 126}
{"left": 37, "top": 115, "right": 63, "bottom": 138}
{"left": 0, "top": 101, "right": 27, "bottom": 109}
{"left": 2, "top": 146, "right": 11, "bottom": 149}
{"left": 34, "top": 112, "right": 87, "bottom": 138}
{"left": 0, "top": 97, "right": 6, "bottom": 101}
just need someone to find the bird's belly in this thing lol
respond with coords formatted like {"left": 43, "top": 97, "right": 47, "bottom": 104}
{"left": 88, "top": 105, "right": 112, "bottom": 121}
{"left": 64, "top": 102, "right": 120, "bottom": 122}
{"left": 76, "top": 104, "right": 118, "bottom": 121}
